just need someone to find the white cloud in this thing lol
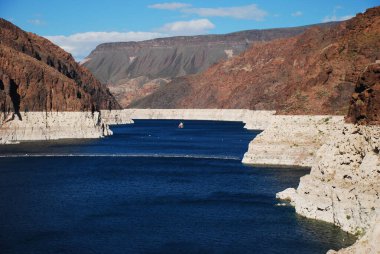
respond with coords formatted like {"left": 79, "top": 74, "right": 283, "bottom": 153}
{"left": 322, "top": 6, "right": 354, "bottom": 23}
{"left": 28, "top": 19, "right": 44, "bottom": 25}
{"left": 44, "top": 31, "right": 165, "bottom": 61}
{"left": 148, "top": 2, "right": 191, "bottom": 10}
{"left": 158, "top": 19, "right": 215, "bottom": 35}
{"left": 44, "top": 18, "right": 216, "bottom": 61}
{"left": 292, "top": 11, "right": 303, "bottom": 17}
{"left": 181, "top": 4, "right": 267, "bottom": 20}
{"left": 322, "top": 14, "right": 354, "bottom": 22}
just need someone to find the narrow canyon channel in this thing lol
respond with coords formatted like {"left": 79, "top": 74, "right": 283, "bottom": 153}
{"left": 0, "top": 120, "right": 356, "bottom": 253}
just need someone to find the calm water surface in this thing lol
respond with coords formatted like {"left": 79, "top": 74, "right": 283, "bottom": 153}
{"left": 0, "top": 120, "right": 355, "bottom": 253}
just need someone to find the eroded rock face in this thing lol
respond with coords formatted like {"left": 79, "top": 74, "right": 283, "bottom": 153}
{"left": 0, "top": 18, "right": 120, "bottom": 114}
{"left": 276, "top": 124, "right": 380, "bottom": 252}
{"left": 83, "top": 23, "right": 338, "bottom": 107}
{"left": 346, "top": 63, "right": 380, "bottom": 125}
{"left": 0, "top": 112, "right": 112, "bottom": 144}
{"left": 242, "top": 116, "right": 345, "bottom": 168}
{"left": 327, "top": 214, "right": 380, "bottom": 254}
{"left": 132, "top": 7, "right": 380, "bottom": 115}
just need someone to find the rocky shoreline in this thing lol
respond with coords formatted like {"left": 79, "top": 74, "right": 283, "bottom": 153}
{"left": 0, "top": 112, "right": 112, "bottom": 144}
{"left": 101, "top": 109, "right": 379, "bottom": 253}
{"left": 1, "top": 108, "right": 378, "bottom": 253}
{"left": 277, "top": 124, "right": 380, "bottom": 253}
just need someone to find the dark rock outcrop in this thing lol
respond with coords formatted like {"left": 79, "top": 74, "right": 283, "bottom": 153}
{"left": 83, "top": 22, "right": 338, "bottom": 107}
{"left": 0, "top": 18, "right": 120, "bottom": 113}
{"left": 131, "top": 7, "right": 380, "bottom": 115}
{"left": 346, "top": 63, "right": 380, "bottom": 124}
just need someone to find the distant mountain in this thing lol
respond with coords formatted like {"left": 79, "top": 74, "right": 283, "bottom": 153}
{"left": 0, "top": 19, "right": 120, "bottom": 115}
{"left": 131, "top": 7, "right": 380, "bottom": 115}
{"left": 83, "top": 22, "right": 338, "bottom": 107}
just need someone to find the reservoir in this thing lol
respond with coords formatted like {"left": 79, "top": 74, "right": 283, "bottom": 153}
{"left": 0, "top": 120, "right": 355, "bottom": 253}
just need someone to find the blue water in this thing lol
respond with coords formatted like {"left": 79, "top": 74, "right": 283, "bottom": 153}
{"left": 0, "top": 120, "right": 355, "bottom": 254}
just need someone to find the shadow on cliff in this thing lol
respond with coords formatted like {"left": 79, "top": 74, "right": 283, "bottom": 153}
{"left": 9, "top": 79, "right": 22, "bottom": 120}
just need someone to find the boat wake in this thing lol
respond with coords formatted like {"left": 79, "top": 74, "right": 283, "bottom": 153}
{"left": 0, "top": 153, "right": 241, "bottom": 161}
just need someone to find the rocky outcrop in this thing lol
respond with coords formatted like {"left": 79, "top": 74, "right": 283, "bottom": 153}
{"left": 0, "top": 112, "right": 112, "bottom": 144}
{"left": 132, "top": 7, "right": 380, "bottom": 115}
{"left": 242, "top": 116, "right": 345, "bottom": 168}
{"left": 346, "top": 63, "right": 380, "bottom": 125}
{"left": 327, "top": 213, "right": 380, "bottom": 254}
{"left": 0, "top": 18, "right": 120, "bottom": 113}
{"left": 83, "top": 23, "right": 338, "bottom": 107}
{"left": 277, "top": 124, "right": 380, "bottom": 253}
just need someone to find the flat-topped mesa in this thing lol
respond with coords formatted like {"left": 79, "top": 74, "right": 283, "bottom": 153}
{"left": 0, "top": 18, "right": 120, "bottom": 113}
{"left": 131, "top": 7, "right": 380, "bottom": 115}
{"left": 83, "top": 23, "right": 338, "bottom": 107}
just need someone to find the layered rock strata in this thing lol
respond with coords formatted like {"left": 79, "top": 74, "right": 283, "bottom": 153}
{"left": 131, "top": 7, "right": 380, "bottom": 114}
{"left": 84, "top": 23, "right": 337, "bottom": 107}
{"left": 0, "top": 112, "right": 112, "bottom": 144}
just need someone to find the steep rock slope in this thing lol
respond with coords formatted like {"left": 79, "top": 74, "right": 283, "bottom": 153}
{"left": 0, "top": 18, "right": 120, "bottom": 115}
{"left": 346, "top": 63, "right": 380, "bottom": 125}
{"left": 83, "top": 23, "right": 337, "bottom": 107}
{"left": 132, "top": 7, "right": 380, "bottom": 115}
{"left": 276, "top": 61, "right": 380, "bottom": 253}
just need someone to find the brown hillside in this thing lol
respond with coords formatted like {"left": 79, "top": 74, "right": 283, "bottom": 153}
{"left": 131, "top": 7, "right": 380, "bottom": 115}
{"left": 0, "top": 18, "right": 120, "bottom": 114}
{"left": 346, "top": 63, "right": 380, "bottom": 125}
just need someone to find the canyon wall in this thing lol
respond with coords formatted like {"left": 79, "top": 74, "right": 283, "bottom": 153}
{"left": 131, "top": 7, "right": 380, "bottom": 115}
{"left": 0, "top": 112, "right": 111, "bottom": 144}
{"left": 276, "top": 62, "right": 380, "bottom": 253}
{"left": 0, "top": 18, "right": 120, "bottom": 113}
{"left": 83, "top": 23, "right": 337, "bottom": 107}
{"left": 242, "top": 116, "right": 345, "bottom": 168}
{"left": 277, "top": 124, "right": 380, "bottom": 253}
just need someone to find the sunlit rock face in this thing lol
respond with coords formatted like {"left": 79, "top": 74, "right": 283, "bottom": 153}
{"left": 131, "top": 7, "right": 380, "bottom": 115}
{"left": 83, "top": 24, "right": 335, "bottom": 107}
{"left": 0, "top": 18, "right": 120, "bottom": 113}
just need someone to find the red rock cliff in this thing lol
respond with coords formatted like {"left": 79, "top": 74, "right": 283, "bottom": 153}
{"left": 346, "top": 63, "right": 380, "bottom": 125}
{"left": 0, "top": 18, "right": 120, "bottom": 114}
{"left": 131, "top": 7, "right": 380, "bottom": 115}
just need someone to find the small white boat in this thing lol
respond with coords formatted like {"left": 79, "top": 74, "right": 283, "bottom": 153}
{"left": 178, "top": 122, "right": 184, "bottom": 129}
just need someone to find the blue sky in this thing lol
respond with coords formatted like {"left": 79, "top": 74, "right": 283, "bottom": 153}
{"left": 1, "top": 0, "right": 378, "bottom": 60}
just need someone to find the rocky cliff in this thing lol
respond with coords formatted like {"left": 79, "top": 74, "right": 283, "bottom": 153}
{"left": 346, "top": 62, "right": 380, "bottom": 125}
{"left": 0, "top": 112, "right": 112, "bottom": 144}
{"left": 275, "top": 57, "right": 380, "bottom": 253}
{"left": 132, "top": 7, "right": 380, "bottom": 115}
{"left": 83, "top": 23, "right": 337, "bottom": 107}
{"left": 0, "top": 18, "right": 120, "bottom": 115}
